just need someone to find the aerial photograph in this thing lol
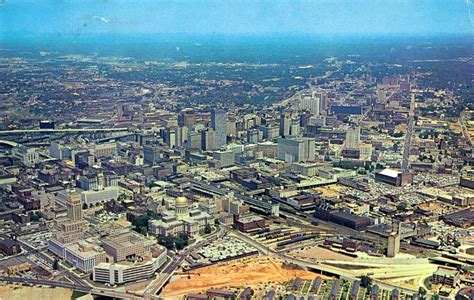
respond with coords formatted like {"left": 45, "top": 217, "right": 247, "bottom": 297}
{"left": 0, "top": 0, "right": 472, "bottom": 299}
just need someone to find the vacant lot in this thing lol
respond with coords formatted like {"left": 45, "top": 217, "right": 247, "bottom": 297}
{"left": 161, "top": 256, "right": 318, "bottom": 297}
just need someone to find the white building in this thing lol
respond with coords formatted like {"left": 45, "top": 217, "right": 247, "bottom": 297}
{"left": 12, "top": 145, "right": 40, "bottom": 166}
{"left": 345, "top": 126, "right": 361, "bottom": 149}
{"left": 277, "top": 137, "right": 315, "bottom": 163}
{"left": 93, "top": 249, "right": 167, "bottom": 284}
{"left": 80, "top": 187, "right": 119, "bottom": 207}
{"left": 300, "top": 94, "right": 321, "bottom": 115}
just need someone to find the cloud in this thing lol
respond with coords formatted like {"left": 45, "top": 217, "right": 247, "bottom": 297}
{"left": 92, "top": 15, "right": 110, "bottom": 24}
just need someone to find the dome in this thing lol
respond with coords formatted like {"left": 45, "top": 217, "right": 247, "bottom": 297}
{"left": 175, "top": 196, "right": 188, "bottom": 206}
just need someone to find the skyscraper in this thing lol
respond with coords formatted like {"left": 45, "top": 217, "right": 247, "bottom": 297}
{"left": 345, "top": 125, "right": 361, "bottom": 149}
{"left": 279, "top": 111, "right": 291, "bottom": 137}
{"left": 300, "top": 95, "right": 321, "bottom": 115}
{"left": 201, "top": 128, "right": 215, "bottom": 151}
{"left": 211, "top": 109, "right": 227, "bottom": 148}
{"left": 277, "top": 137, "right": 315, "bottom": 163}
{"left": 66, "top": 192, "right": 83, "bottom": 222}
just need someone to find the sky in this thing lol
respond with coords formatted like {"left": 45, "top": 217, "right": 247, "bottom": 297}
{"left": 0, "top": 0, "right": 472, "bottom": 36}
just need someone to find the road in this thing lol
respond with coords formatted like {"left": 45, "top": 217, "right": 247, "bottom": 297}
{"left": 460, "top": 111, "right": 472, "bottom": 146}
{"left": 0, "top": 128, "right": 129, "bottom": 135}
{"left": 144, "top": 228, "right": 227, "bottom": 298}
{"left": 225, "top": 225, "right": 420, "bottom": 296}
{"left": 402, "top": 93, "right": 416, "bottom": 172}
{"left": 16, "top": 239, "right": 89, "bottom": 287}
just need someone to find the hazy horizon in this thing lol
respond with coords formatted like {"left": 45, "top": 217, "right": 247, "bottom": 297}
{"left": 1, "top": 0, "right": 473, "bottom": 37}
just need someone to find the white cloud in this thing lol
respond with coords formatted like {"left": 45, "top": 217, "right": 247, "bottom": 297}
{"left": 92, "top": 16, "right": 110, "bottom": 24}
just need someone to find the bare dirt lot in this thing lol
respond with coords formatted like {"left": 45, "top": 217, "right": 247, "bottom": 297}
{"left": 291, "top": 245, "right": 355, "bottom": 261}
{"left": 160, "top": 256, "right": 319, "bottom": 298}
{"left": 0, "top": 285, "right": 73, "bottom": 300}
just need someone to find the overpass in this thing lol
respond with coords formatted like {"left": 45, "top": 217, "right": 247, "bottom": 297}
{"left": 0, "top": 128, "right": 129, "bottom": 135}
{"left": 144, "top": 229, "right": 227, "bottom": 297}
{"left": 226, "top": 226, "right": 420, "bottom": 296}
{"left": 0, "top": 275, "right": 144, "bottom": 299}
{"left": 0, "top": 140, "right": 19, "bottom": 147}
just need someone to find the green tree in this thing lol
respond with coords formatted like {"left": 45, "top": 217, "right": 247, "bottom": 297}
{"left": 360, "top": 275, "right": 372, "bottom": 289}
{"left": 174, "top": 232, "right": 190, "bottom": 250}
{"left": 52, "top": 259, "right": 59, "bottom": 270}
{"left": 156, "top": 234, "right": 174, "bottom": 250}
{"left": 418, "top": 286, "right": 427, "bottom": 299}
{"left": 29, "top": 212, "right": 41, "bottom": 222}
{"left": 174, "top": 236, "right": 186, "bottom": 250}
{"left": 204, "top": 224, "right": 212, "bottom": 234}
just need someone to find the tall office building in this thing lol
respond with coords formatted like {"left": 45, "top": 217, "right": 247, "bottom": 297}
{"left": 66, "top": 192, "right": 83, "bottom": 222}
{"left": 201, "top": 128, "right": 215, "bottom": 151}
{"left": 387, "top": 222, "right": 401, "bottom": 258}
{"left": 143, "top": 145, "right": 162, "bottom": 165}
{"left": 279, "top": 111, "right": 291, "bottom": 137}
{"left": 260, "top": 125, "right": 279, "bottom": 140}
{"left": 290, "top": 117, "right": 300, "bottom": 136}
{"left": 277, "top": 137, "right": 315, "bottom": 163}
{"left": 300, "top": 94, "right": 321, "bottom": 115}
{"left": 50, "top": 192, "right": 86, "bottom": 244}
{"left": 211, "top": 109, "right": 227, "bottom": 148}
{"left": 187, "top": 131, "right": 202, "bottom": 150}
{"left": 345, "top": 125, "right": 361, "bottom": 149}
{"left": 165, "top": 126, "right": 188, "bottom": 148}
{"left": 164, "top": 127, "right": 176, "bottom": 148}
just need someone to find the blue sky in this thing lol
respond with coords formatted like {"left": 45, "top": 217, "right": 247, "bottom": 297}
{"left": 0, "top": 0, "right": 472, "bottom": 36}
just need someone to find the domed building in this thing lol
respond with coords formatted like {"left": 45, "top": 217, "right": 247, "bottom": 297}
{"left": 175, "top": 196, "right": 189, "bottom": 218}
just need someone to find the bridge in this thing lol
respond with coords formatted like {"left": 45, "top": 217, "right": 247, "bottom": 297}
{"left": 0, "top": 275, "right": 145, "bottom": 299}
{"left": 0, "top": 140, "right": 19, "bottom": 147}
{"left": 0, "top": 128, "right": 129, "bottom": 136}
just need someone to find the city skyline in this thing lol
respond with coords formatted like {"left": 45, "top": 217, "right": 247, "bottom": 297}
{"left": 0, "top": 1, "right": 472, "bottom": 299}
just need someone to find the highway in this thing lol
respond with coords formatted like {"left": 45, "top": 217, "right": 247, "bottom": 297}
{"left": 144, "top": 228, "right": 228, "bottom": 298}
{"left": 0, "top": 128, "right": 129, "bottom": 135}
{"left": 16, "top": 238, "right": 89, "bottom": 287}
{"left": 460, "top": 111, "right": 472, "bottom": 146}
{"left": 225, "top": 225, "right": 420, "bottom": 296}
{"left": 402, "top": 93, "right": 416, "bottom": 172}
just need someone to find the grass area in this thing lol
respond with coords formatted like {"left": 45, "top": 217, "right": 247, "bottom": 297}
{"left": 301, "top": 280, "right": 311, "bottom": 295}
{"left": 59, "top": 277, "right": 72, "bottom": 283}
{"left": 72, "top": 268, "right": 82, "bottom": 275}
{"left": 199, "top": 225, "right": 221, "bottom": 238}
{"left": 62, "top": 261, "right": 73, "bottom": 268}
{"left": 340, "top": 280, "right": 350, "bottom": 300}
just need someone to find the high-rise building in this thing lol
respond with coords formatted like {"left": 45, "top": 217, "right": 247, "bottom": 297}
{"left": 211, "top": 109, "right": 227, "bottom": 148}
{"left": 50, "top": 192, "right": 87, "bottom": 244}
{"left": 66, "top": 193, "right": 82, "bottom": 222}
{"left": 277, "top": 137, "right": 315, "bottom": 163}
{"left": 213, "top": 149, "right": 235, "bottom": 168}
{"left": 279, "top": 111, "right": 291, "bottom": 137}
{"left": 201, "top": 128, "right": 215, "bottom": 151}
{"left": 300, "top": 95, "right": 321, "bottom": 115}
{"left": 227, "top": 119, "right": 237, "bottom": 136}
{"left": 345, "top": 125, "right": 360, "bottom": 149}
{"left": 164, "top": 127, "right": 176, "bottom": 148}
{"left": 260, "top": 125, "right": 279, "bottom": 140}
{"left": 247, "top": 128, "right": 261, "bottom": 143}
{"left": 143, "top": 145, "right": 162, "bottom": 165}
{"left": 178, "top": 111, "right": 196, "bottom": 127}
{"left": 290, "top": 117, "right": 300, "bottom": 136}
{"left": 186, "top": 131, "right": 202, "bottom": 150}
{"left": 387, "top": 222, "right": 401, "bottom": 258}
